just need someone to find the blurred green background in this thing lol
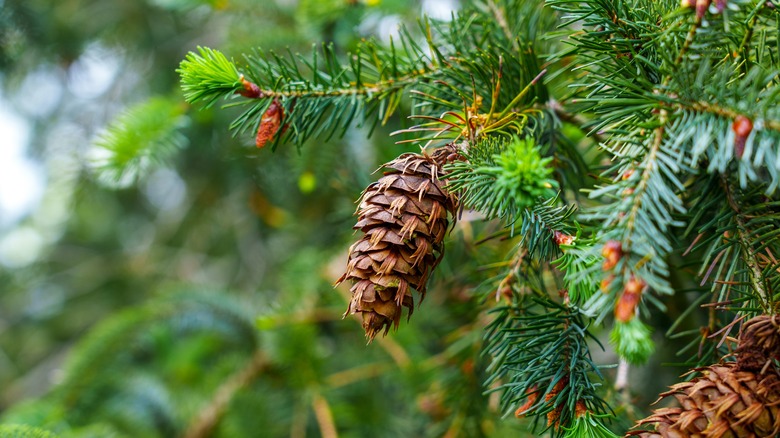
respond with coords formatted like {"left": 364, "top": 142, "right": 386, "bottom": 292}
{"left": 0, "top": 0, "right": 537, "bottom": 436}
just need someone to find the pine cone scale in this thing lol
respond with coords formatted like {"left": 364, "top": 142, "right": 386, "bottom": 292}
{"left": 337, "top": 145, "right": 459, "bottom": 341}
{"left": 629, "top": 316, "right": 780, "bottom": 437}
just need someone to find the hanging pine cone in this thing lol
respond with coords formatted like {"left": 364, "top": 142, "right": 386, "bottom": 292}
{"left": 336, "top": 145, "right": 460, "bottom": 341}
{"left": 627, "top": 315, "right": 780, "bottom": 437}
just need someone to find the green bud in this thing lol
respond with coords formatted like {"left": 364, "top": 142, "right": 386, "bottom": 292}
{"left": 562, "top": 412, "right": 620, "bottom": 438}
{"left": 610, "top": 318, "right": 655, "bottom": 365}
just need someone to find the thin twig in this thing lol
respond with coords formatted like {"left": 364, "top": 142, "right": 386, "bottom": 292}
{"left": 486, "top": 0, "right": 520, "bottom": 53}
{"left": 673, "top": 19, "right": 700, "bottom": 67}
{"left": 721, "top": 175, "right": 769, "bottom": 307}
{"left": 681, "top": 100, "right": 780, "bottom": 132}
{"left": 325, "top": 363, "right": 393, "bottom": 388}
{"left": 734, "top": 13, "right": 759, "bottom": 68}
{"left": 623, "top": 114, "right": 666, "bottom": 247}
{"left": 183, "top": 350, "right": 268, "bottom": 438}
{"left": 312, "top": 393, "right": 339, "bottom": 438}
{"left": 548, "top": 98, "right": 606, "bottom": 145}
{"left": 240, "top": 66, "right": 435, "bottom": 100}
{"left": 614, "top": 358, "right": 629, "bottom": 391}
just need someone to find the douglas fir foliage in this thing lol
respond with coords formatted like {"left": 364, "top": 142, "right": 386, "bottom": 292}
{"left": 19, "top": 0, "right": 780, "bottom": 436}
{"left": 176, "top": 0, "right": 780, "bottom": 436}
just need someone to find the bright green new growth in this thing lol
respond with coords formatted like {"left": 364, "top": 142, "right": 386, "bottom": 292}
{"left": 562, "top": 413, "right": 620, "bottom": 438}
{"left": 610, "top": 318, "right": 655, "bottom": 365}
{"left": 91, "top": 97, "right": 188, "bottom": 187}
{"left": 0, "top": 425, "right": 58, "bottom": 438}
{"left": 445, "top": 137, "right": 558, "bottom": 224}
{"left": 490, "top": 137, "right": 557, "bottom": 206}
{"left": 178, "top": 46, "right": 241, "bottom": 108}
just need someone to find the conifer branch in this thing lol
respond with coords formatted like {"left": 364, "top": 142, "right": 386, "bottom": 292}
{"left": 180, "top": 3, "right": 553, "bottom": 149}
{"left": 236, "top": 68, "right": 433, "bottom": 100}
{"left": 623, "top": 120, "right": 665, "bottom": 251}
{"left": 445, "top": 136, "right": 558, "bottom": 225}
{"left": 0, "top": 425, "right": 57, "bottom": 438}
{"left": 680, "top": 100, "right": 780, "bottom": 132}
{"left": 484, "top": 298, "right": 609, "bottom": 436}
{"left": 721, "top": 176, "right": 770, "bottom": 307}
{"left": 673, "top": 17, "right": 700, "bottom": 66}
{"left": 91, "top": 96, "right": 189, "bottom": 187}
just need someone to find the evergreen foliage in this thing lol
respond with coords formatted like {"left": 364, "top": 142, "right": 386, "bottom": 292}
{"left": 445, "top": 137, "right": 559, "bottom": 224}
{"left": 0, "top": 425, "right": 58, "bottom": 438}
{"left": 91, "top": 97, "right": 189, "bottom": 187}
{"left": 2, "top": 292, "right": 259, "bottom": 437}
{"left": 6, "top": 0, "right": 780, "bottom": 436}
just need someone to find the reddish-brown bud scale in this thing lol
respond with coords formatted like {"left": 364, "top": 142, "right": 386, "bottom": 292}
{"left": 602, "top": 240, "right": 623, "bottom": 270}
{"left": 553, "top": 230, "right": 575, "bottom": 246}
{"left": 696, "top": 0, "right": 711, "bottom": 20}
{"left": 546, "top": 378, "right": 568, "bottom": 428}
{"left": 575, "top": 401, "right": 588, "bottom": 418}
{"left": 615, "top": 290, "right": 640, "bottom": 322}
{"left": 559, "top": 288, "right": 571, "bottom": 306}
{"left": 515, "top": 386, "right": 539, "bottom": 418}
{"left": 624, "top": 276, "right": 646, "bottom": 295}
{"left": 732, "top": 115, "right": 753, "bottom": 159}
{"left": 255, "top": 99, "right": 284, "bottom": 148}
{"left": 461, "top": 358, "right": 475, "bottom": 375}
{"left": 615, "top": 276, "right": 646, "bottom": 322}
{"left": 238, "top": 75, "right": 262, "bottom": 98}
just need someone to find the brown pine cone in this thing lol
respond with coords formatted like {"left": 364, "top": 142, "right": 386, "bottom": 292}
{"left": 337, "top": 145, "right": 460, "bottom": 341}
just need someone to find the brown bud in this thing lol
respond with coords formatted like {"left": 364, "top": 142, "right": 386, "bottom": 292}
{"left": 615, "top": 291, "right": 640, "bottom": 322}
{"left": 696, "top": 0, "right": 711, "bottom": 20}
{"left": 553, "top": 230, "right": 575, "bottom": 246}
{"left": 461, "top": 358, "right": 475, "bottom": 375}
{"left": 575, "top": 400, "right": 588, "bottom": 418}
{"left": 600, "top": 274, "right": 615, "bottom": 293}
{"left": 615, "top": 276, "right": 646, "bottom": 322}
{"left": 559, "top": 288, "right": 570, "bottom": 306}
{"left": 238, "top": 74, "right": 262, "bottom": 98}
{"left": 624, "top": 275, "right": 646, "bottom": 295}
{"left": 602, "top": 240, "right": 623, "bottom": 270}
{"left": 621, "top": 169, "right": 634, "bottom": 180}
{"left": 622, "top": 187, "right": 635, "bottom": 196}
{"left": 497, "top": 273, "right": 516, "bottom": 301}
{"left": 546, "top": 378, "right": 568, "bottom": 428}
{"left": 256, "top": 99, "right": 284, "bottom": 148}
{"left": 732, "top": 115, "right": 753, "bottom": 159}
{"left": 515, "top": 386, "right": 539, "bottom": 418}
